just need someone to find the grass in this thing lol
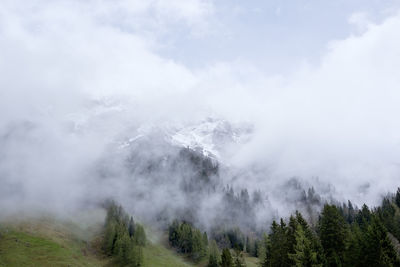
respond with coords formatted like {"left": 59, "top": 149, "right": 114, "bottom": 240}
{"left": 143, "top": 229, "right": 195, "bottom": 267}
{"left": 244, "top": 254, "right": 259, "bottom": 267}
{"left": 0, "top": 217, "right": 260, "bottom": 267}
{"left": 143, "top": 242, "right": 194, "bottom": 267}
{"left": 0, "top": 217, "right": 109, "bottom": 267}
{"left": 0, "top": 229, "right": 106, "bottom": 267}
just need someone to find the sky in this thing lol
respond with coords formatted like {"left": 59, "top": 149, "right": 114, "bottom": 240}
{"left": 1, "top": 0, "right": 400, "bottom": 219}
{"left": 153, "top": 0, "right": 400, "bottom": 73}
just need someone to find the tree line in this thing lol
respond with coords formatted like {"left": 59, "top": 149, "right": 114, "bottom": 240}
{"left": 104, "top": 187, "right": 400, "bottom": 266}
{"left": 259, "top": 197, "right": 400, "bottom": 267}
{"left": 168, "top": 187, "right": 400, "bottom": 267}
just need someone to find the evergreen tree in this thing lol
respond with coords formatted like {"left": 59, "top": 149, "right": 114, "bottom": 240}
{"left": 103, "top": 220, "right": 117, "bottom": 255}
{"left": 268, "top": 219, "right": 290, "bottom": 267}
{"left": 356, "top": 204, "right": 371, "bottom": 230}
{"left": 131, "top": 245, "right": 143, "bottom": 267}
{"left": 128, "top": 216, "right": 135, "bottom": 237}
{"left": 377, "top": 197, "right": 400, "bottom": 240}
{"left": 260, "top": 234, "right": 272, "bottom": 267}
{"left": 221, "top": 248, "right": 233, "bottom": 267}
{"left": 343, "top": 224, "right": 362, "bottom": 267}
{"left": 287, "top": 215, "right": 299, "bottom": 265}
{"left": 134, "top": 224, "right": 146, "bottom": 246}
{"left": 101, "top": 202, "right": 145, "bottom": 266}
{"left": 296, "top": 211, "right": 326, "bottom": 266}
{"left": 192, "top": 229, "right": 207, "bottom": 262}
{"left": 245, "top": 236, "right": 257, "bottom": 257}
{"left": 178, "top": 222, "right": 193, "bottom": 253}
{"left": 169, "top": 220, "right": 180, "bottom": 247}
{"left": 361, "top": 216, "right": 400, "bottom": 267}
{"left": 168, "top": 220, "right": 208, "bottom": 261}
{"left": 289, "top": 225, "right": 321, "bottom": 267}
{"left": 233, "top": 250, "right": 246, "bottom": 267}
{"left": 395, "top": 188, "right": 400, "bottom": 208}
{"left": 203, "top": 232, "right": 209, "bottom": 247}
{"left": 346, "top": 200, "right": 356, "bottom": 224}
{"left": 319, "top": 204, "right": 347, "bottom": 266}
{"left": 208, "top": 240, "right": 220, "bottom": 267}
{"left": 114, "top": 232, "right": 132, "bottom": 265}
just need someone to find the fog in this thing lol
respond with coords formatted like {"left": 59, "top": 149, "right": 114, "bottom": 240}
{"left": 1, "top": 0, "right": 400, "bottom": 230}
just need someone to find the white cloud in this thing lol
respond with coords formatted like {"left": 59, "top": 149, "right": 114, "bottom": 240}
{"left": 228, "top": 11, "right": 400, "bottom": 205}
{"left": 1, "top": 0, "right": 400, "bottom": 219}
{"left": 348, "top": 12, "right": 371, "bottom": 33}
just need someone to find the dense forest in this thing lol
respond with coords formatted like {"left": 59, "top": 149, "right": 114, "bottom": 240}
{"left": 101, "top": 188, "right": 400, "bottom": 266}
{"left": 100, "top": 137, "right": 400, "bottom": 266}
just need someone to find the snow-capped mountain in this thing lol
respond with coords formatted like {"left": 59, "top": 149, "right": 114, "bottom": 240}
{"left": 67, "top": 98, "right": 252, "bottom": 161}
{"left": 118, "top": 118, "right": 253, "bottom": 161}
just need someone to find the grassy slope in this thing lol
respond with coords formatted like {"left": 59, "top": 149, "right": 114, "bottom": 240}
{"left": 244, "top": 255, "right": 259, "bottom": 267}
{"left": 144, "top": 228, "right": 196, "bottom": 267}
{"left": 144, "top": 230, "right": 259, "bottom": 267}
{"left": 0, "top": 218, "right": 259, "bottom": 267}
{"left": 0, "top": 217, "right": 108, "bottom": 267}
{"left": 143, "top": 244, "right": 258, "bottom": 267}
{"left": 144, "top": 242, "right": 194, "bottom": 267}
{"left": 0, "top": 230, "right": 105, "bottom": 267}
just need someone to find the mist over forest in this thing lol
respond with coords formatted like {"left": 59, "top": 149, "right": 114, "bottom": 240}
{"left": 2, "top": 1, "right": 400, "bottom": 266}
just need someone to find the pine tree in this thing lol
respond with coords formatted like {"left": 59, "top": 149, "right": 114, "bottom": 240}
{"left": 287, "top": 215, "right": 299, "bottom": 265}
{"left": 356, "top": 204, "right": 371, "bottom": 230}
{"left": 178, "top": 223, "right": 193, "bottom": 253}
{"left": 319, "top": 204, "right": 347, "bottom": 266}
{"left": 289, "top": 225, "right": 322, "bottom": 267}
{"left": 128, "top": 216, "right": 135, "bottom": 237}
{"left": 130, "top": 245, "right": 144, "bottom": 267}
{"left": 208, "top": 240, "right": 220, "bottom": 267}
{"left": 169, "top": 220, "right": 180, "bottom": 247}
{"left": 245, "top": 236, "right": 256, "bottom": 257}
{"left": 361, "top": 216, "right": 400, "bottom": 267}
{"left": 233, "top": 250, "right": 246, "bottom": 267}
{"left": 221, "top": 248, "right": 233, "bottom": 267}
{"left": 377, "top": 197, "right": 400, "bottom": 240}
{"left": 203, "top": 232, "right": 209, "bottom": 247}
{"left": 395, "top": 188, "right": 400, "bottom": 208}
{"left": 101, "top": 202, "right": 145, "bottom": 266}
{"left": 346, "top": 200, "right": 356, "bottom": 224}
{"left": 268, "top": 219, "right": 290, "bottom": 267}
{"left": 343, "top": 224, "right": 362, "bottom": 267}
{"left": 134, "top": 224, "right": 146, "bottom": 246}
{"left": 296, "top": 211, "right": 326, "bottom": 265}
{"left": 260, "top": 234, "right": 272, "bottom": 267}
{"left": 192, "top": 229, "right": 206, "bottom": 261}
{"left": 103, "top": 220, "right": 117, "bottom": 255}
{"left": 114, "top": 232, "right": 133, "bottom": 265}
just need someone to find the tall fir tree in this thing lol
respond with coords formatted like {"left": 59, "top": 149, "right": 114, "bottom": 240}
{"left": 128, "top": 216, "right": 135, "bottom": 237}
{"left": 319, "top": 204, "right": 347, "bottom": 266}
{"left": 395, "top": 187, "right": 400, "bottom": 208}
{"left": 288, "top": 225, "right": 321, "bottom": 267}
{"left": 208, "top": 240, "right": 220, "bottom": 267}
{"left": 260, "top": 234, "right": 272, "bottom": 267}
{"left": 221, "top": 248, "right": 233, "bottom": 267}
{"left": 361, "top": 216, "right": 400, "bottom": 267}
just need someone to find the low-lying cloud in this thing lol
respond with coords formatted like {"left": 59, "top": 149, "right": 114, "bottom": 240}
{"left": 1, "top": 0, "right": 400, "bottom": 227}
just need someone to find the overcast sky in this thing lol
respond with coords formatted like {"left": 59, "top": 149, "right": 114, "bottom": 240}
{"left": 156, "top": 0, "right": 400, "bottom": 73}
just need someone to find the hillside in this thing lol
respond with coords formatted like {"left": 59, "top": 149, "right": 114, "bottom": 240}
{"left": 0, "top": 217, "right": 258, "bottom": 267}
{"left": 0, "top": 217, "right": 108, "bottom": 267}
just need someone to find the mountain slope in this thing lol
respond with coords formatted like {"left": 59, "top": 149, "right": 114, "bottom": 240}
{"left": 0, "top": 221, "right": 107, "bottom": 267}
{"left": 0, "top": 217, "right": 259, "bottom": 267}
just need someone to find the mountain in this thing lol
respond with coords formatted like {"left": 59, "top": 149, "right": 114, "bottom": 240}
{"left": 117, "top": 117, "right": 253, "bottom": 161}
